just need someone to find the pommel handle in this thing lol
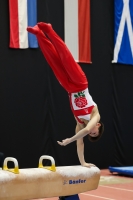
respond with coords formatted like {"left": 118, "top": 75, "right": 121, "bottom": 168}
{"left": 38, "top": 155, "right": 56, "bottom": 172}
{"left": 3, "top": 157, "right": 19, "bottom": 174}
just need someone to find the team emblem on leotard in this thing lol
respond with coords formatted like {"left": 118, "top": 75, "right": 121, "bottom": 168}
{"left": 74, "top": 92, "right": 87, "bottom": 108}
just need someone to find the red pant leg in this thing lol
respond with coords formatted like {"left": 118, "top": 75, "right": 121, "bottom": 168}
{"left": 38, "top": 23, "right": 88, "bottom": 92}
{"left": 27, "top": 25, "right": 77, "bottom": 92}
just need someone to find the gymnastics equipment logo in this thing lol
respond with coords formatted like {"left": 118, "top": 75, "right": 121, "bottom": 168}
{"left": 63, "top": 179, "right": 86, "bottom": 185}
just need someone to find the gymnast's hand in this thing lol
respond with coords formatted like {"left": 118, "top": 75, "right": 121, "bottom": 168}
{"left": 82, "top": 162, "right": 96, "bottom": 168}
{"left": 57, "top": 138, "right": 71, "bottom": 146}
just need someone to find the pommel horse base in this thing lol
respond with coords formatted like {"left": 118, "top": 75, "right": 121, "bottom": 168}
{"left": 0, "top": 156, "right": 100, "bottom": 200}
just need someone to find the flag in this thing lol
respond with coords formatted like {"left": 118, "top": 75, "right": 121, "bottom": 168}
{"left": 112, "top": 0, "right": 133, "bottom": 65}
{"left": 64, "top": 0, "right": 91, "bottom": 63}
{"left": 9, "top": 0, "right": 38, "bottom": 49}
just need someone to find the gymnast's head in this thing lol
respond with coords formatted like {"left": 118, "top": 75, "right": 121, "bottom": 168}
{"left": 88, "top": 121, "right": 104, "bottom": 142}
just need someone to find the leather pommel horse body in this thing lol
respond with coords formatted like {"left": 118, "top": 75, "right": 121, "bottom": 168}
{"left": 0, "top": 156, "right": 100, "bottom": 200}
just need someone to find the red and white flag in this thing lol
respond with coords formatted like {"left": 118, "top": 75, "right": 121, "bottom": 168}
{"left": 64, "top": 0, "right": 91, "bottom": 63}
{"left": 9, "top": 0, "right": 38, "bottom": 49}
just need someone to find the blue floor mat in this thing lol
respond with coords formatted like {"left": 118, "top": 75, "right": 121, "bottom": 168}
{"left": 109, "top": 166, "right": 133, "bottom": 177}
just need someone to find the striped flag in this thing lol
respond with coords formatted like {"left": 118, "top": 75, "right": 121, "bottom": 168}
{"left": 112, "top": 0, "right": 133, "bottom": 65}
{"left": 9, "top": 0, "right": 38, "bottom": 49}
{"left": 64, "top": 0, "right": 91, "bottom": 63}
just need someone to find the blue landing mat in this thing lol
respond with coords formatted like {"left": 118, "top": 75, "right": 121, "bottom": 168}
{"left": 109, "top": 166, "right": 133, "bottom": 177}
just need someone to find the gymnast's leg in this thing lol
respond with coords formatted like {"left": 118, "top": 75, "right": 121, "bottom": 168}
{"left": 37, "top": 22, "right": 88, "bottom": 92}
{"left": 27, "top": 25, "right": 75, "bottom": 92}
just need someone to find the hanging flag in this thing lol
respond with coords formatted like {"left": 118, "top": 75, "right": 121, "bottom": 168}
{"left": 112, "top": 0, "right": 133, "bottom": 65}
{"left": 64, "top": 0, "right": 91, "bottom": 63}
{"left": 9, "top": 0, "right": 38, "bottom": 49}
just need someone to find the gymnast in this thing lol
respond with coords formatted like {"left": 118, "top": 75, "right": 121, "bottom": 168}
{"left": 27, "top": 23, "right": 104, "bottom": 168}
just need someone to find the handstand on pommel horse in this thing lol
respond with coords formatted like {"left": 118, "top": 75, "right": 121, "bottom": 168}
{"left": 27, "top": 22, "right": 104, "bottom": 168}
{"left": 0, "top": 156, "right": 100, "bottom": 200}
{"left": 0, "top": 22, "right": 103, "bottom": 200}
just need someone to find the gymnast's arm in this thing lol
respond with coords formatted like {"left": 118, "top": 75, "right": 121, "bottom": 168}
{"left": 76, "top": 123, "right": 95, "bottom": 167}
{"left": 75, "top": 123, "right": 85, "bottom": 165}
{"left": 57, "top": 111, "right": 100, "bottom": 146}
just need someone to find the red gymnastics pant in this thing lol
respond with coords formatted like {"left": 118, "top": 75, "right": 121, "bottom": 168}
{"left": 27, "top": 23, "right": 88, "bottom": 93}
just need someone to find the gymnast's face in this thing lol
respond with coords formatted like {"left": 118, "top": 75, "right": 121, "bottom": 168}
{"left": 89, "top": 123, "right": 101, "bottom": 137}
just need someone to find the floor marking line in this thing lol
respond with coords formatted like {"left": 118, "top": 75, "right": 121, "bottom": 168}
{"left": 100, "top": 185, "right": 133, "bottom": 192}
{"left": 80, "top": 193, "right": 116, "bottom": 200}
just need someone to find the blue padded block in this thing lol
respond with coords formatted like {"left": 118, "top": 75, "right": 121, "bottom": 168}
{"left": 109, "top": 166, "right": 133, "bottom": 176}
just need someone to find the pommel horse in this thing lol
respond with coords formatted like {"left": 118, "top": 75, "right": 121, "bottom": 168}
{"left": 0, "top": 156, "right": 100, "bottom": 200}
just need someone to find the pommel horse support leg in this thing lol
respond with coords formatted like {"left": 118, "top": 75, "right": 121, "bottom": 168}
{"left": 0, "top": 156, "right": 100, "bottom": 200}
{"left": 59, "top": 194, "right": 80, "bottom": 200}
